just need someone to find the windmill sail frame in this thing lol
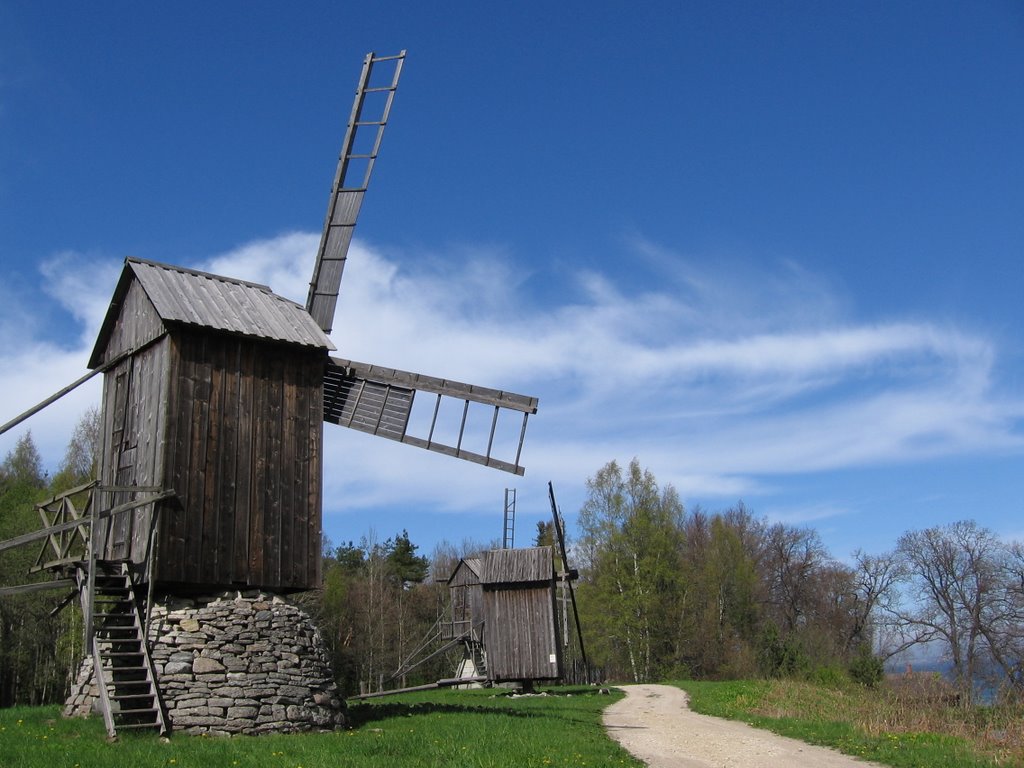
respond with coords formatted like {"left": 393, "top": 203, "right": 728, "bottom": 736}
{"left": 306, "top": 51, "right": 406, "bottom": 334}
{"left": 324, "top": 357, "right": 537, "bottom": 476}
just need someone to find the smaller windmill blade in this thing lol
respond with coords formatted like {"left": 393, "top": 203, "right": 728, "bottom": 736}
{"left": 323, "top": 357, "right": 538, "bottom": 475}
{"left": 306, "top": 51, "right": 405, "bottom": 334}
{"left": 548, "top": 481, "right": 589, "bottom": 682}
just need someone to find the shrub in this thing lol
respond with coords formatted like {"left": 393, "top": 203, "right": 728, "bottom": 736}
{"left": 756, "top": 624, "right": 809, "bottom": 679}
{"left": 809, "top": 665, "right": 850, "bottom": 689}
{"left": 848, "top": 646, "right": 884, "bottom": 688}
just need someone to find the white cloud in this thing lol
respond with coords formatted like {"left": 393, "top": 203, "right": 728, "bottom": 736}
{"left": 1, "top": 232, "right": 1021, "bottom": 529}
{"left": 0, "top": 341, "right": 101, "bottom": 471}
{"left": 762, "top": 503, "right": 852, "bottom": 527}
{"left": 38, "top": 252, "right": 121, "bottom": 344}
{"left": 203, "top": 232, "right": 319, "bottom": 306}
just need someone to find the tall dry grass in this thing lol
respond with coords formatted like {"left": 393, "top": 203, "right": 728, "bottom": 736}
{"left": 755, "top": 677, "right": 1024, "bottom": 766}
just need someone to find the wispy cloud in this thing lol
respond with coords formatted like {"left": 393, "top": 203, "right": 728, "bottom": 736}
{"left": 38, "top": 252, "right": 121, "bottom": 344}
{"left": 1, "top": 232, "right": 1020, "bottom": 526}
{"left": 763, "top": 502, "right": 852, "bottom": 527}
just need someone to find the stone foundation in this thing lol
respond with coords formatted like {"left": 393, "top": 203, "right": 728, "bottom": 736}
{"left": 64, "top": 591, "right": 345, "bottom": 735}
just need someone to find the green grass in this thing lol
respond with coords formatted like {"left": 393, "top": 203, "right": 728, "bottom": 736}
{"left": 12, "top": 679, "right": 1020, "bottom": 767}
{"left": 0, "top": 687, "right": 644, "bottom": 768}
{"left": 675, "top": 679, "right": 1015, "bottom": 768}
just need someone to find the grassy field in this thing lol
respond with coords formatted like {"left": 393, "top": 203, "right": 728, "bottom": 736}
{"left": 6, "top": 678, "right": 1024, "bottom": 767}
{"left": 678, "top": 678, "right": 1024, "bottom": 768}
{"left": 0, "top": 687, "right": 644, "bottom": 768}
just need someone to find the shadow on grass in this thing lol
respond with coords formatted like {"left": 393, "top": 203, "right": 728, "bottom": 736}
{"left": 346, "top": 700, "right": 539, "bottom": 727}
{"left": 346, "top": 686, "right": 611, "bottom": 729}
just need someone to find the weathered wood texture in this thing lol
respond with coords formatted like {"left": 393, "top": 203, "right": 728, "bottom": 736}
{"left": 90, "top": 258, "right": 333, "bottom": 369}
{"left": 91, "top": 260, "right": 329, "bottom": 593}
{"left": 97, "top": 335, "right": 170, "bottom": 565}
{"left": 481, "top": 546, "right": 553, "bottom": 583}
{"left": 94, "top": 278, "right": 167, "bottom": 366}
{"left": 157, "top": 330, "right": 323, "bottom": 591}
{"left": 480, "top": 547, "right": 563, "bottom": 682}
{"left": 444, "top": 557, "right": 483, "bottom": 640}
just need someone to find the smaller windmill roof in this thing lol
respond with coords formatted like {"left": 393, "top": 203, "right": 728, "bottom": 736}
{"left": 89, "top": 257, "right": 333, "bottom": 367}
{"left": 447, "top": 557, "right": 483, "bottom": 586}
{"left": 480, "top": 547, "right": 554, "bottom": 586}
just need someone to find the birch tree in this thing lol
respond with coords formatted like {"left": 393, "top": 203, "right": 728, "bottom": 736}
{"left": 577, "top": 459, "right": 684, "bottom": 682}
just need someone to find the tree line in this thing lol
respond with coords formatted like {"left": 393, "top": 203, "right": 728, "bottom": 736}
{"left": 574, "top": 458, "right": 1024, "bottom": 705}
{"left": 2, "top": 417, "right": 1023, "bottom": 707}
{"left": 304, "top": 530, "right": 453, "bottom": 696}
{"left": 0, "top": 412, "right": 99, "bottom": 707}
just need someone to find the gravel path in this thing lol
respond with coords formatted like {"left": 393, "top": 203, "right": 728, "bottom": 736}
{"left": 603, "top": 684, "right": 887, "bottom": 768}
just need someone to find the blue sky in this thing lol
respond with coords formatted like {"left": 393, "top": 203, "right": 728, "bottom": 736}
{"left": 1, "top": 2, "right": 1022, "bottom": 563}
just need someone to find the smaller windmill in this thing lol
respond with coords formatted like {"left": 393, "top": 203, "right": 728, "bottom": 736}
{"left": 369, "top": 483, "right": 588, "bottom": 697}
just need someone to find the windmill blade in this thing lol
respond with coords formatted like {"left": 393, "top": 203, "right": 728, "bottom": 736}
{"left": 306, "top": 51, "right": 405, "bottom": 334}
{"left": 548, "top": 481, "right": 589, "bottom": 683}
{"left": 323, "top": 357, "right": 538, "bottom": 475}
{"left": 0, "top": 332, "right": 167, "bottom": 438}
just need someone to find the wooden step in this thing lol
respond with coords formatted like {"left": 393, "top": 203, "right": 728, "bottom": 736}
{"left": 114, "top": 706, "right": 160, "bottom": 716}
{"left": 115, "top": 722, "right": 162, "bottom": 731}
{"left": 83, "top": 561, "right": 168, "bottom": 737}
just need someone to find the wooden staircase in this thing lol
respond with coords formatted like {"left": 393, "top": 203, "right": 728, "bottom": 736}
{"left": 85, "top": 561, "right": 168, "bottom": 737}
{"left": 469, "top": 638, "right": 488, "bottom": 680}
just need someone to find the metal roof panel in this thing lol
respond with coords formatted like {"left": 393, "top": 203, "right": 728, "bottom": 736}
{"left": 127, "top": 258, "right": 333, "bottom": 349}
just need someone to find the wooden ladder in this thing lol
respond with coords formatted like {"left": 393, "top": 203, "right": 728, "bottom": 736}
{"left": 86, "top": 561, "right": 168, "bottom": 737}
{"left": 469, "top": 629, "right": 488, "bottom": 681}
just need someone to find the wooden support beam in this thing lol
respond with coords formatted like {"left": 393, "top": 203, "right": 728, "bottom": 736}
{"left": 0, "top": 578, "right": 75, "bottom": 597}
{"left": 0, "top": 517, "right": 90, "bottom": 554}
{"left": 0, "top": 489, "right": 177, "bottom": 554}
{"left": 348, "top": 676, "right": 489, "bottom": 700}
{"left": 0, "top": 333, "right": 167, "bottom": 438}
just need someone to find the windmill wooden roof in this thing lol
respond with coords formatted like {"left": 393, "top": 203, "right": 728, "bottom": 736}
{"left": 89, "top": 257, "right": 333, "bottom": 368}
{"left": 447, "top": 557, "right": 483, "bottom": 586}
{"left": 480, "top": 547, "right": 554, "bottom": 586}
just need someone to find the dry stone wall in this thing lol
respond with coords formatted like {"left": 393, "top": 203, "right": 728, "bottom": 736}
{"left": 64, "top": 591, "right": 345, "bottom": 736}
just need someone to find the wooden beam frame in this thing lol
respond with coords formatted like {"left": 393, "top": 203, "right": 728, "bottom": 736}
{"left": 0, "top": 578, "right": 75, "bottom": 597}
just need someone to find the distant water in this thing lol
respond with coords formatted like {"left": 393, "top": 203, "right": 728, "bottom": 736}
{"left": 886, "top": 658, "right": 1002, "bottom": 704}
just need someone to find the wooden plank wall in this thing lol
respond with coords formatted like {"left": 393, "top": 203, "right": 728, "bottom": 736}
{"left": 156, "top": 329, "right": 323, "bottom": 591}
{"left": 482, "top": 582, "right": 563, "bottom": 681}
{"left": 98, "top": 337, "right": 170, "bottom": 566}
{"left": 444, "top": 560, "right": 483, "bottom": 639}
{"left": 449, "top": 582, "right": 484, "bottom": 627}
{"left": 96, "top": 280, "right": 166, "bottom": 365}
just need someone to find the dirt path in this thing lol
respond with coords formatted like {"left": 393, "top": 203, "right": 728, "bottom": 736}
{"left": 603, "top": 684, "right": 886, "bottom": 768}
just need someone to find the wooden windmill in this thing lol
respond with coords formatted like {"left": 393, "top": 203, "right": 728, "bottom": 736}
{"left": 373, "top": 484, "right": 588, "bottom": 697}
{"left": 0, "top": 51, "right": 538, "bottom": 735}
{"left": 83, "top": 50, "right": 537, "bottom": 595}
{"left": 445, "top": 484, "right": 585, "bottom": 687}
